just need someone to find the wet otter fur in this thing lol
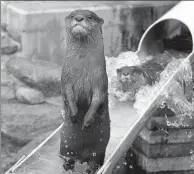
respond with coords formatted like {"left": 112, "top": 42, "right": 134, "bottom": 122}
{"left": 116, "top": 50, "right": 188, "bottom": 99}
{"left": 60, "top": 10, "right": 110, "bottom": 173}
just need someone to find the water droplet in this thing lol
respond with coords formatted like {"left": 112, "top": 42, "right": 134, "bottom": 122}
{"left": 65, "top": 140, "right": 67, "bottom": 143}
{"left": 129, "top": 165, "right": 133, "bottom": 169}
{"left": 116, "top": 165, "right": 120, "bottom": 169}
{"left": 93, "top": 152, "right": 96, "bottom": 156}
{"left": 188, "top": 132, "right": 192, "bottom": 138}
{"left": 123, "top": 162, "right": 127, "bottom": 165}
{"left": 190, "top": 150, "right": 193, "bottom": 154}
{"left": 71, "top": 152, "right": 74, "bottom": 155}
{"left": 101, "top": 130, "right": 103, "bottom": 133}
{"left": 65, "top": 145, "right": 68, "bottom": 148}
{"left": 67, "top": 152, "right": 69, "bottom": 155}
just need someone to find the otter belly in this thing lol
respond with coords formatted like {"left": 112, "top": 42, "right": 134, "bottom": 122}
{"left": 74, "top": 77, "right": 92, "bottom": 102}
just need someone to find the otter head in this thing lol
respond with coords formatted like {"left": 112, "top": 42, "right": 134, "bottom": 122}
{"left": 116, "top": 66, "right": 149, "bottom": 93}
{"left": 65, "top": 10, "right": 104, "bottom": 39}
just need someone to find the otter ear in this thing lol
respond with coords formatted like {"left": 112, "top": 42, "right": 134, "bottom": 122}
{"left": 132, "top": 66, "right": 143, "bottom": 74}
{"left": 116, "top": 68, "right": 121, "bottom": 74}
{"left": 99, "top": 18, "right": 104, "bottom": 25}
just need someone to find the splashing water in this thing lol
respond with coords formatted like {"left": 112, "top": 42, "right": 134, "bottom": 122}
{"left": 129, "top": 165, "right": 133, "bottom": 169}
{"left": 134, "top": 54, "right": 193, "bottom": 127}
{"left": 106, "top": 51, "right": 140, "bottom": 108}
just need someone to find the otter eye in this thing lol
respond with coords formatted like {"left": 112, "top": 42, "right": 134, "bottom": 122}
{"left": 70, "top": 15, "right": 74, "bottom": 19}
{"left": 88, "top": 16, "right": 92, "bottom": 20}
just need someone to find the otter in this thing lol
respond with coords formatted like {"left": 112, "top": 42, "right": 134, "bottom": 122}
{"left": 116, "top": 66, "right": 149, "bottom": 94}
{"left": 116, "top": 50, "right": 188, "bottom": 99}
{"left": 60, "top": 10, "right": 110, "bottom": 173}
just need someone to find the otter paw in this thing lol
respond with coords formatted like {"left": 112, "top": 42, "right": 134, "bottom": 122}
{"left": 85, "top": 164, "right": 100, "bottom": 174}
{"left": 71, "top": 115, "right": 79, "bottom": 124}
{"left": 82, "top": 117, "right": 94, "bottom": 131}
{"left": 63, "top": 159, "right": 75, "bottom": 171}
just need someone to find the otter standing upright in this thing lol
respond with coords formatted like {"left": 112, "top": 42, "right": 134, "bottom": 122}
{"left": 60, "top": 10, "right": 110, "bottom": 173}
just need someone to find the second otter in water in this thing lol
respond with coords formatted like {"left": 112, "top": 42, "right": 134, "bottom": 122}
{"left": 116, "top": 51, "right": 188, "bottom": 101}
{"left": 60, "top": 10, "right": 110, "bottom": 173}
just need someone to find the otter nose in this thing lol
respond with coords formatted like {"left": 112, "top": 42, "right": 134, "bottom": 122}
{"left": 75, "top": 15, "right": 84, "bottom": 22}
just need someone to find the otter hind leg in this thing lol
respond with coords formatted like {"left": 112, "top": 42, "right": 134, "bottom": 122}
{"left": 60, "top": 155, "right": 76, "bottom": 171}
{"left": 60, "top": 122, "right": 82, "bottom": 160}
{"left": 85, "top": 152, "right": 105, "bottom": 174}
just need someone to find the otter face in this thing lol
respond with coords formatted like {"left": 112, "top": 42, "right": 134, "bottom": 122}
{"left": 117, "top": 66, "right": 133, "bottom": 83}
{"left": 65, "top": 10, "right": 104, "bottom": 38}
{"left": 116, "top": 66, "right": 148, "bottom": 93}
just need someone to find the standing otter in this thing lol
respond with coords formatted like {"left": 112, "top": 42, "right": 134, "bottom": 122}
{"left": 60, "top": 10, "right": 110, "bottom": 173}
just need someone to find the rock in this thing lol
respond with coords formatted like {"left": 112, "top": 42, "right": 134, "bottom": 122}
{"left": 6, "top": 25, "right": 21, "bottom": 43}
{"left": 1, "top": 70, "right": 15, "bottom": 86}
{"left": 1, "top": 102, "right": 63, "bottom": 142}
{"left": 1, "top": 30, "right": 7, "bottom": 40}
{"left": 1, "top": 86, "right": 15, "bottom": 102}
{"left": 15, "top": 87, "right": 45, "bottom": 105}
{"left": 192, "top": 61, "right": 194, "bottom": 82}
{"left": 6, "top": 56, "right": 62, "bottom": 97}
{"left": 1, "top": 55, "right": 10, "bottom": 70}
{"left": 1, "top": 34, "right": 19, "bottom": 54}
{"left": 45, "top": 96, "right": 62, "bottom": 106}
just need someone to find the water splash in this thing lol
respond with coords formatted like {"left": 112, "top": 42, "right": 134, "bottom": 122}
{"left": 134, "top": 56, "right": 193, "bottom": 124}
{"left": 129, "top": 165, "right": 133, "bottom": 169}
{"left": 123, "top": 162, "right": 127, "bottom": 165}
{"left": 106, "top": 51, "right": 140, "bottom": 108}
{"left": 116, "top": 165, "right": 120, "bottom": 169}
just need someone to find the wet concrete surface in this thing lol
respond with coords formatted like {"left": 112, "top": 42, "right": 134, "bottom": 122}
{"left": 12, "top": 102, "right": 138, "bottom": 174}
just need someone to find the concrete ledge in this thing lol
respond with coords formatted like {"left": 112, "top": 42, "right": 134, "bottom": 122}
{"left": 1, "top": 1, "right": 178, "bottom": 64}
{"left": 139, "top": 127, "right": 194, "bottom": 144}
{"left": 146, "top": 115, "right": 194, "bottom": 130}
{"left": 133, "top": 136, "right": 194, "bottom": 158}
{"left": 135, "top": 150, "right": 194, "bottom": 173}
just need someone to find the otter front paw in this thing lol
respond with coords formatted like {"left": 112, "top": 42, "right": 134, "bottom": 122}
{"left": 82, "top": 117, "right": 95, "bottom": 131}
{"left": 70, "top": 107, "right": 78, "bottom": 124}
{"left": 71, "top": 115, "right": 79, "bottom": 124}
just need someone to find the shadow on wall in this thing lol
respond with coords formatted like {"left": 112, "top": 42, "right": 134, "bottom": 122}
{"left": 137, "top": 18, "right": 193, "bottom": 62}
{"left": 119, "top": 5, "right": 175, "bottom": 53}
